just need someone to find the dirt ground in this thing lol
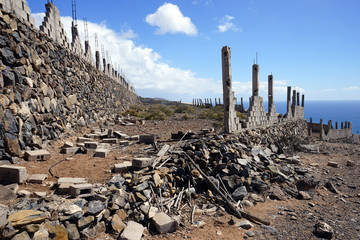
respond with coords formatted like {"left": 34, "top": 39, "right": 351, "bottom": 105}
{"left": 12, "top": 118, "right": 360, "bottom": 239}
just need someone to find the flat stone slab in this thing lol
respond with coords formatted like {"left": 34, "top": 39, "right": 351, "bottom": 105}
{"left": 139, "top": 135, "right": 155, "bottom": 144}
{"left": 102, "top": 138, "right": 118, "bottom": 144}
{"left": 24, "top": 150, "right": 51, "bottom": 161}
{"left": 63, "top": 141, "right": 74, "bottom": 147}
{"left": 118, "top": 221, "right": 144, "bottom": 240}
{"left": 119, "top": 140, "right": 130, "bottom": 146}
{"left": 77, "top": 137, "right": 92, "bottom": 143}
{"left": 28, "top": 174, "right": 47, "bottom": 184}
{"left": 69, "top": 184, "right": 94, "bottom": 198}
{"left": 114, "top": 131, "right": 129, "bottom": 139}
{"left": 327, "top": 161, "right": 339, "bottom": 168}
{"left": 132, "top": 157, "right": 154, "bottom": 168}
{"left": 0, "top": 185, "right": 17, "bottom": 202}
{"left": 94, "top": 149, "right": 110, "bottom": 158}
{"left": 114, "top": 162, "right": 132, "bottom": 173}
{"left": 152, "top": 212, "right": 178, "bottom": 233}
{"left": 0, "top": 165, "right": 27, "bottom": 184}
{"left": 8, "top": 210, "right": 47, "bottom": 227}
{"left": 57, "top": 177, "right": 87, "bottom": 185}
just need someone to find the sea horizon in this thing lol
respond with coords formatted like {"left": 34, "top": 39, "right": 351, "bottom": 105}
{"left": 237, "top": 100, "right": 360, "bottom": 134}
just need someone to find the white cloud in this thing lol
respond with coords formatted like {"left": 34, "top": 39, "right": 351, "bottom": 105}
{"left": 217, "top": 15, "right": 241, "bottom": 33}
{"left": 32, "top": 12, "right": 216, "bottom": 101}
{"left": 192, "top": 0, "right": 213, "bottom": 6}
{"left": 343, "top": 86, "right": 360, "bottom": 91}
{"left": 145, "top": 3, "right": 198, "bottom": 36}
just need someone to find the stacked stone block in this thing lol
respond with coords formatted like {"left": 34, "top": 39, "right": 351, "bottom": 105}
{"left": 84, "top": 40, "right": 94, "bottom": 66}
{"left": 71, "top": 22, "right": 84, "bottom": 57}
{"left": 246, "top": 96, "right": 270, "bottom": 128}
{"left": 0, "top": 0, "right": 35, "bottom": 27}
{"left": 39, "top": 2, "right": 70, "bottom": 48}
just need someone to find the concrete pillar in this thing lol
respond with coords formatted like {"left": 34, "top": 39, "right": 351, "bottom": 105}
{"left": 335, "top": 122, "right": 338, "bottom": 129}
{"left": 219, "top": 98, "right": 221, "bottom": 105}
{"left": 297, "top": 92, "right": 300, "bottom": 106}
{"left": 268, "top": 74, "right": 273, "bottom": 112}
{"left": 241, "top": 97, "right": 244, "bottom": 112}
{"left": 222, "top": 46, "right": 234, "bottom": 133}
{"left": 95, "top": 51, "right": 100, "bottom": 70}
{"left": 349, "top": 122, "right": 352, "bottom": 129}
{"left": 309, "top": 117, "right": 313, "bottom": 136}
{"left": 341, "top": 122, "right": 344, "bottom": 129}
{"left": 320, "top": 119, "right": 323, "bottom": 140}
{"left": 215, "top": 98, "right": 218, "bottom": 105}
{"left": 287, "top": 86, "right": 291, "bottom": 116}
{"left": 301, "top": 94, "right": 305, "bottom": 107}
{"left": 103, "top": 58, "right": 106, "bottom": 73}
{"left": 292, "top": 90, "right": 296, "bottom": 106}
{"left": 210, "top": 98, "right": 213, "bottom": 106}
{"left": 107, "top": 64, "right": 111, "bottom": 76}
{"left": 345, "top": 121, "right": 348, "bottom": 128}
{"left": 252, "top": 64, "right": 259, "bottom": 96}
{"left": 328, "top": 120, "right": 332, "bottom": 129}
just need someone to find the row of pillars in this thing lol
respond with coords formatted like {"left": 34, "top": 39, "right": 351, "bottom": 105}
{"left": 287, "top": 87, "right": 305, "bottom": 108}
{"left": 192, "top": 98, "right": 222, "bottom": 107}
{"left": 95, "top": 50, "right": 132, "bottom": 91}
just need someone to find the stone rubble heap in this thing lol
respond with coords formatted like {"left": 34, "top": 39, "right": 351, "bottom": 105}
{"left": 0, "top": 9, "right": 139, "bottom": 159}
{"left": 0, "top": 119, "right": 326, "bottom": 240}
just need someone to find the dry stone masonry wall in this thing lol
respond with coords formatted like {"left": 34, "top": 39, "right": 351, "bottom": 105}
{"left": 0, "top": 8, "right": 139, "bottom": 159}
{"left": 0, "top": 0, "right": 35, "bottom": 28}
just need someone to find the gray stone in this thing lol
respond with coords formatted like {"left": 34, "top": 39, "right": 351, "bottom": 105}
{"left": 246, "top": 230, "right": 255, "bottom": 237}
{"left": 87, "top": 200, "right": 106, "bottom": 215}
{"left": 66, "top": 222, "right": 80, "bottom": 240}
{"left": 139, "top": 135, "right": 155, "bottom": 144}
{"left": 132, "top": 157, "right": 154, "bottom": 168}
{"left": 0, "top": 184, "right": 17, "bottom": 201}
{"left": 236, "top": 220, "right": 253, "bottom": 229}
{"left": 94, "top": 148, "right": 109, "bottom": 158}
{"left": 109, "top": 175, "right": 126, "bottom": 188}
{"left": 24, "top": 150, "right": 51, "bottom": 161}
{"left": 28, "top": 174, "right": 47, "bottom": 184}
{"left": 111, "top": 214, "right": 126, "bottom": 232}
{"left": 152, "top": 212, "right": 178, "bottom": 233}
{"left": 232, "top": 186, "right": 248, "bottom": 201}
{"left": 327, "top": 161, "right": 339, "bottom": 168}
{"left": 314, "top": 221, "right": 333, "bottom": 239}
{"left": 77, "top": 216, "right": 94, "bottom": 230}
{"left": 32, "top": 228, "right": 49, "bottom": 240}
{"left": 114, "top": 161, "right": 132, "bottom": 173}
{"left": 0, "top": 203, "right": 9, "bottom": 228}
{"left": 0, "top": 48, "right": 16, "bottom": 65}
{"left": 69, "top": 184, "right": 94, "bottom": 198}
{"left": 118, "top": 221, "right": 144, "bottom": 240}
{"left": 11, "top": 231, "right": 31, "bottom": 240}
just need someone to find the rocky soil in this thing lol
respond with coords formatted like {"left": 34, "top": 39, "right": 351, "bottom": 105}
{"left": 1, "top": 116, "right": 358, "bottom": 240}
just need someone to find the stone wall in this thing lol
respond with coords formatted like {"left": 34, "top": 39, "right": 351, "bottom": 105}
{"left": 308, "top": 119, "right": 359, "bottom": 142}
{"left": 0, "top": 0, "right": 35, "bottom": 28}
{"left": 0, "top": 9, "right": 139, "bottom": 158}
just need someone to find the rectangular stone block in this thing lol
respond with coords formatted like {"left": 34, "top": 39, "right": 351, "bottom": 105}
{"left": 139, "top": 135, "right": 155, "bottom": 144}
{"left": 57, "top": 183, "right": 72, "bottom": 195}
{"left": 0, "top": 165, "right": 27, "bottom": 184}
{"left": 61, "top": 147, "right": 80, "bottom": 154}
{"left": 84, "top": 141, "right": 98, "bottom": 149}
{"left": 77, "top": 137, "right": 92, "bottom": 143}
{"left": 114, "top": 161, "right": 132, "bottom": 173}
{"left": 152, "top": 212, "right": 178, "bottom": 233}
{"left": 95, "top": 149, "right": 110, "bottom": 158}
{"left": 130, "top": 135, "right": 140, "bottom": 141}
{"left": 114, "top": 131, "right": 129, "bottom": 139}
{"left": 119, "top": 221, "right": 144, "bottom": 240}
{"left": 57, "top": 177, "right": 87, "bottom": 185}
{"left": 132, "top": 158, "right": 154, "bottom": 168}
{"left": 69, "top": 184, "right": 94, "bottom": 198}
{"left": 102, "top": 138, "right": 118, "bottom": 144}
{"left": 24, "top": 150, "right": 51, "bottom": 161}
{"left": 119, "top": 141, "right": 130, "bottom": 146}
{"left": 28, "top": 174, "right": 47, "bottom": 184}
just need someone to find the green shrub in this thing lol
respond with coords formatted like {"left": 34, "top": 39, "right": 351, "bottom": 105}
{"left": 236, "top": 111, "right": 247, "bottom": 120}
{"left": 182, "top": 113, "right": 191, "bottom": 120}
{"left": 174, "top": 105, "right": 195, "bottom": 114}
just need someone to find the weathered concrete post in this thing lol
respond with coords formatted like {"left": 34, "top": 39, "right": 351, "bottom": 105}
{"left": 107, "top": 64, "right": 111, "bottom": 76}
{"left": 328, "top": 120, "right": 332, "bottom": 129}
{"left": 297, "top": 92, "right": 300, "bottom": 106}
{"left": 292, "top": 90, "right": 296, "bottom": 106}
{"left": 335, "top": 122, "right": 338, "bottom": 129}
{"left": 287, "top": 86, "right": 291, "bottom": 117}
{"left": 215, "top": 98, "right": 218, "bottom": 105}
{"left": 240, "top": 97, "right": 244, "bottom": 112}
{"left": 103, "top": 58, "right": 106, "bottom": 74}
{"left": 320, "top": 119, "right": 323, "bottom": 140}
{"left": 345, "top": 121, "right": 348, "bottom": 128}
{"left": 309, "top": 117, "right": 313, "bottom": 136}
{"left": 95, "top": 51, "right": 100, "bottom": 70}
{"left": 252, "top": 64, "right": 259, "bottom": 96}
{"left": 301, "top": 94, "right": 305, "bottom": 107}
{"left": 268, "top": 74, "right": 273, "bottom": 112}
{"left": 219, "top": 98, "right": 221, "bottom": 105}
{"left": 341, "top": 122, "right": 344, "bottom": 129}
{"left": 222, "top": 46, "right": 236, "bottom": 133}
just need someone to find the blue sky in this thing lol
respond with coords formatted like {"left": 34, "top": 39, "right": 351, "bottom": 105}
{"left": 27, "top": 0, "right": 360, "bottom": 102}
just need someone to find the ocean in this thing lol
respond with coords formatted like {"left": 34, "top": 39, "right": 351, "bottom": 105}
{"left": 241, "top": 100, "right": 360, "bottom": 134}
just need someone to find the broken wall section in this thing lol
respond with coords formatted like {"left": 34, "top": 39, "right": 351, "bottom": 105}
{"left": 0, "top": 0, "right": 35, "bottom": 27}
{"left": 39, "top": 2, "right": 70, "bottom": 48}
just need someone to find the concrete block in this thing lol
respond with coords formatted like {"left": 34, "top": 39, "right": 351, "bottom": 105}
{"left": 114, "top": 161, "right": 132, "bottom": 173}
{"left": 61, "top": 147, "right": 80, "bottom": 154}
{"left": 69, "top": 184, "right": 94, "bottom": 198}
{"left": 0, "top": 165, "right": 27, "bottom": 184}
{"left": 132, "top": 158, "right": 154, "bottom": 168}
{"left": 63, "top": 141, "right": 74, "bottom": 147}
{"left": 130, "top": 135, "right": 140, "bottom": 141}
{"left": 119, "top": 140, "right": 130, "bottom": 146}
{"left": 28, "top": 174, "right": 47, "bottom": 184}
{"left": 114, "top": 131, "right": 129, "bottom": 139}
{"left": 57, "top": 177, "right": 87, "bottom": 185}
{"left": 84, "top": 141, "right": 98, "bottom": 149}
{"left": 118, "top": 221, "right": 144, "bottom": 240}
{"left": 327, "top": 161, "right": 339, "bottom": 168}
{"left": 102, "top": 138, "right": 118, "bottom": 144}
{"left": 77, "top": 137, "right": 92, "bottom": 143}
{"left": 152, "top": 212, "right": 178, "bottom": 233}
{"left": 24, "top": 150, "right": 51, "bottom": 161}
{"left": 346, "top": 160, "right": 355, "bottom": 167}
{"left": 157, "top": 144, "right": 170, "bottom": 157}
{"left": 57, "top": 183, "right": 72, "bottom": 195}
{"left": 139, "top": 135, "right": 155, "bottom": 144}
{"left": 95, "top": 149, "right": 110, "bottom": 158}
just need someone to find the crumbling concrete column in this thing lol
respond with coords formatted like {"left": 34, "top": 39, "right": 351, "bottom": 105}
{"left": 287, "top": 86, "right": 291, "bottom": 117}
{"left": 268, "top": 74, "right": 273, "bottom": 112}
{"left": 320, "top": 119, "right": 323, "bottom": 140}
{"left": 301, "top": 94, "right": 305, "bottom": 107}
{"left": 222, "top": 46, "right": 236, "bottom": 133}
{"left": 297, "top": 92, "right": 300, "bottom": 106}
{"left": 309, "top": 118, "right": 313, "bottom": 136}
{"left": 103, "top": 58, "right": 106, "bottom": 73}
{"left": 218, "top": 98, "right": 221, "bottom": 105}
{"left": 336, "top": 122, "right": 338, "bottom": 129}
{"left": 252, "top": 64, "right": 259, "bottom": 96}
{"left": 292, "top": 90, "right": 296, "bottom": 106}
{"left": 107, "top": 64, "right": 111, "bottom": 76}
{"left": 328, "top": 120, "right": 332, "bottom": 129}
{"left": 95, "top": 51, "right": 101, "bottom": 70}
{"left": 341, "top": 122, "right": 344, "bottom": 129}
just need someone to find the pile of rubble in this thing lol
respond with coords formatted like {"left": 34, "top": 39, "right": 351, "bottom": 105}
{"left": 0, "top": 119, "right": 324, "bottom": 239}
{"left": 0, "top": 9, "right": 139, "bottom": 159}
